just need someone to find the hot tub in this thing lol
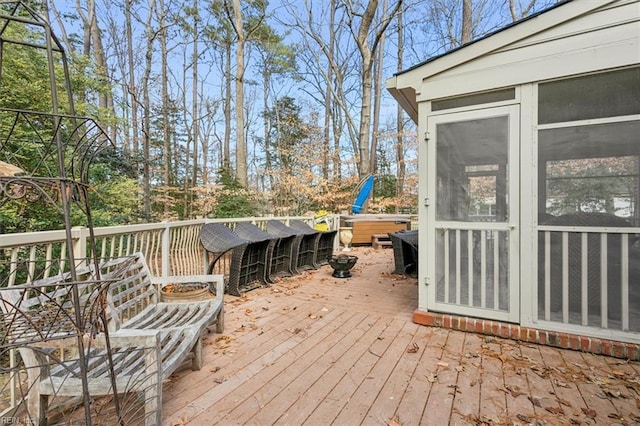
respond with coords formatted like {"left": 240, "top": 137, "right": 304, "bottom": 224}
{"left": 341, "top": 214, "right": 411, "bottom": 245}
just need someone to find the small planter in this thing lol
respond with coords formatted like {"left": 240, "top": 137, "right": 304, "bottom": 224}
{"left": 160, "top": 282, "right": 210, "bottom": 302}
{"left": 327, "top": 254, "right": 358, "bottom": 278}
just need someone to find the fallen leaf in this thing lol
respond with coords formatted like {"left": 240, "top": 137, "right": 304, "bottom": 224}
{"left": 437, "top": 361, "right": 449, "bottom": 368}
{"left": 516, "top": 414, "right": 531, "bottom": 423}
{"left": 528, "top": 396, "right": 542, "bottom": 407}
{"left": 581, "top": 407, "right": 596, "bottom": 418}
{"left": 499, "top": 354, "right": 508, "bottom": 363}
{"left": 505, "top": 385, "right": 525, "bottom": 398}
{"left": 388, "top": 416, "right": 403, "bottom": 426}
{"left": 407, "top": 342, "right": 419, "bottom": 353}
{"left": 546, "top": 406, "right": 565, "bottom": 415}
{"left": 425, "top": 372, "right": 437, "bottom": 383}
{"left": 603, "top": 388, "right": 624, "bottom": 398}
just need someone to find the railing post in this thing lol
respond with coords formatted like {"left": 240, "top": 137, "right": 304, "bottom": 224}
{"left": 202, "top": 218, "right": 211, "bottom": 274}
{"left": 71, "top": 226, "right": 88, "bottom": 267}
{"left": 161, "top": 222, "right": 171, "bottom": 277}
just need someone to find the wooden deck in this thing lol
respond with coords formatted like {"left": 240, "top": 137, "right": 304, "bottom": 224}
{"left": 162, "top": 247, "right": 640, "bottom": 425}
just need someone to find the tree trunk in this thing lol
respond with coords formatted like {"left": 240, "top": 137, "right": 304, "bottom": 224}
{"left": 126, "top": 0, "right": 139, "bottom": 156}
{"left": 232, "top": 0, "right": 247, "bottom": 187}
{"left": 462, "top": 0, "right": 472, "bottom": 44}
{"left": 191, "top": 0, "right": 200, "bottom": 217}
{"left": 263, "top": 60, "right": 274, "bottom": 190}
{"left": 224, "top": 44, "right": 231, "bottom": 171}
{"left": 182, "top": 51, "right": 192, "bottom": 219}
{"left": 395, "top": 4, "right": 405, "bottom": 213}
{"left": 509, "top": 0, "right": 539, "bottom": 21}
{"left": 159, "top": 0, "right": 171, "bottom": 218}
{"left": 370, "top": 0, "right": 388, "bottom": 176}
{"left": 351, "top": 0, "right": 402, "bottom": 179}
{"left": 142, "top": 0, "right": 156, "bottom": 221}
{"left": 323, "top": 0, "right": 335, "bottom": 181}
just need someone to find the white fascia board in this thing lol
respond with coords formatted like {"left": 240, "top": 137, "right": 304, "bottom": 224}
{"left": 385, "top": 76, "right": 419, "bottom": 122}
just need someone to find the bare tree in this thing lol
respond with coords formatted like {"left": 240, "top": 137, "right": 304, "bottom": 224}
{"left": 282, "top": 1, "right": 361, "bottom": 179}
{"left": 126, "top": 0, "right": 140, "bottom": 157}
{"left": 371, "top": 0, "right": 388, "bottom": 176}
{"left": 346, "top": 0, "right": 402, "bottom": 178}
{"left": 396, "top": 2, "right": 406, "bottom": 212}
{"left": 322, "top": 0, "right": 335, "bottom": 181}
{"left": 141, "top": 0, "right": 157, "bottom": 221}
{"left": 224, "top": 0, "right": 266, "bottom": 187}
{"left": 461, "top": 0, "right": 472, "bottom": 43}
{"left": 74, "top": 1, "right": 113, "bottom": 112}
{"left": 509, "top": 0, "right": 539, "bottom": 21}
{"left": 204, "top": 1, "right": 234, "bottom": 171}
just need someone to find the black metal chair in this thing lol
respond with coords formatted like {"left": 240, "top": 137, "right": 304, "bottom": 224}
{"left": 234, "top": 222, "right": 295, "bottom": 283}
{"left": 266, "top": 220, "right": 317, "bottom": 273}
{"left": 200, "top": 223, "right": 270, "bottom": 296}
{"left": 389, "top": 230, "right": 418, "bottom": 276}
{"left": 289, "top": 219, "right": 337, "bottom": 267}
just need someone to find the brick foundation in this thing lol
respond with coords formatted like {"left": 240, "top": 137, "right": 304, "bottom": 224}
{"left": 413, "top": 309, "right": 640, "bottom": 360}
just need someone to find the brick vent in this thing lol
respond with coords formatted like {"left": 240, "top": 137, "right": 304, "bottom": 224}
{"left": 413, "top": 310, "right": 640, "bottom": 361}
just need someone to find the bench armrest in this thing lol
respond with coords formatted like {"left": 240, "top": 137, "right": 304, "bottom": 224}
{"left": 29, "top": 329, "right": 161, "bottom": 350}
{"left": 94, "top": 329, "right": 161, "bottom": 349}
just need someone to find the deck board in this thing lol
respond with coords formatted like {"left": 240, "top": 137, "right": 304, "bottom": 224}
{"left": 303, "top": 318, "right": 407, "bottom": 425}
{"left": 228, "top": 311, "right": 366, "bottom": 425}
{"left": 393, "top": 327, "right": 445, "bottom": 425}
{"left": 422, "top": 329, "right": 464, "bottom": 423}
{"left": 501, "top": 341, "right": 536, "bottom": 421}
{"left": 277, "top": 314, "right": 391, "bottom": 425}
{"left": 339, "top": 320, "right": 419, "bottom": 425}
{"left": 450, "top": 333, "right": 482, "bottom": 424}
{"left": 159, "top": 247, "right": 640, "bottom": 425}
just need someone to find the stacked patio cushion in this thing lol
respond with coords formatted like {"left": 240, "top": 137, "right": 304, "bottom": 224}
{"left": 289, "top": 219, "right": 337, "bottom": 267}
{"left": 266, "top": 220, "right": 318, "bottom": 273}
{"left": 200, "top": 223, "right": 271, "bottom": 296}
{"left": 234, "top": 222, "right": 296, "bottom": 282}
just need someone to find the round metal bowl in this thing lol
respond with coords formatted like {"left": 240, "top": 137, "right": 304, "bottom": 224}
{"left": 327, "top": 254, "right": 358, "bottom": 278}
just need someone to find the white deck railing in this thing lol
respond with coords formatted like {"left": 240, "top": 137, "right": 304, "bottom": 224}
{"left": 0, "top": 215, "right": 335, "bottom": 416}
{"left": 0, "top": 216, "right": 338, "bottom": 285}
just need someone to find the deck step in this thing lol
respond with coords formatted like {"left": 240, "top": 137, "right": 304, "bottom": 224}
{"left": 371, "top": 233, "right": 392, "bottom": 249}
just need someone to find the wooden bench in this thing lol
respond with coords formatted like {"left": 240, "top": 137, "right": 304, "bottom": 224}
{"left": 0, "top": 252, "right": 224, "bottom": 425}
